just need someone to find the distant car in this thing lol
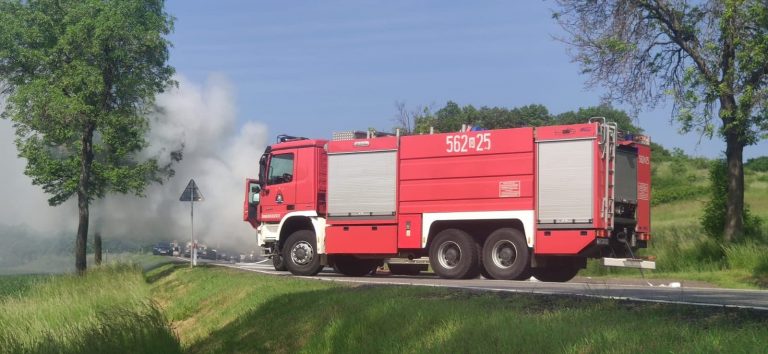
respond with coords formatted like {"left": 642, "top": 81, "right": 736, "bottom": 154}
{"left": 199, "top": 248, "right": 217, "bottom": 260}
{"left": 152, "top": 242, "right": 173, "bottom": 256}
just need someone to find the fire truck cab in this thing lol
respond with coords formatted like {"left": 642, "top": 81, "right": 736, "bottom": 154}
{"left": 244, "top": 119, "right": 652, "bottom": 281}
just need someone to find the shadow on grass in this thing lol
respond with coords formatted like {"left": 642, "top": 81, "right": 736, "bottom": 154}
{"left": 146, "top": 262, "right": 186, "bottom": 284}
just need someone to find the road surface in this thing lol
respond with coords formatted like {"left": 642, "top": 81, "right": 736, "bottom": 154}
{"left": 191, "top": 258, "right": 768, "bottom": 310}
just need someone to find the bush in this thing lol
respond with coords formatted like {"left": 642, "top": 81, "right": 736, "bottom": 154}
{"left": 745, "top": 156, "right": 768, "bottom": 172}
{"left": 701, "top": 160, "right": 764, "bottom": 241}
{"left": 724, "top": 242, "right": 768, "bottom": 271}
{"left": 652, "top": 185, "right": 708, "bottom": 206}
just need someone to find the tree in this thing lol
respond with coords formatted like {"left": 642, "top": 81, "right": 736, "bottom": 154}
{"left": 556, "top": 104, "right": 643, "bottom": 134}
{"left": 0, "top": 0, "right": 177, "bottom": 273}
{"left": 702, "top": 160, "right": 763, "bottom": 241}
{"left": 393, "top": 101, "right": 433, "bottom": 134}
{"left": 555, "top": 0, "right": 768, "bottom": 242}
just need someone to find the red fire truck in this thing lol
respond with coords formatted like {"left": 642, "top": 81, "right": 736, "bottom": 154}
{"left": 243, "top": 118, "right": 652, "bottom": 282}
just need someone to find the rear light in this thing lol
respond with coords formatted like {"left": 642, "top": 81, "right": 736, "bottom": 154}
{"left": 596, "top": 229, "right": 609, "bottom": 238}
{"left": 637, "top": 233, "right": 650, "bottom": 241}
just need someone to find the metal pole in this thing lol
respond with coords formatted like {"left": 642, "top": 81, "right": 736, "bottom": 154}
{"left": 191, "top": 189, "right": 196, "bottom": 267}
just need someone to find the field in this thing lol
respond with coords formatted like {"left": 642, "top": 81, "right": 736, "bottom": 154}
{"left": 2, "top": 263, "right": 768, "bottom": 353}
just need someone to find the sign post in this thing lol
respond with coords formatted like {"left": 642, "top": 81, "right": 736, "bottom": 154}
{"left": 179, "top": 179, "right": 204, "bottom": 267}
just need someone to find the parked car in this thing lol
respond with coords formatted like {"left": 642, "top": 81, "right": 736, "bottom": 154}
{"left": 152, "top": 242, "right": 173, "bottom": 256}
{"left": 199, "top": 248, "right": 217, "bottom": 260}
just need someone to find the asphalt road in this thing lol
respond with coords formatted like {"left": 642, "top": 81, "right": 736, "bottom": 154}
{"left": 203, "top": 260, "right": 768, "bottom": 311}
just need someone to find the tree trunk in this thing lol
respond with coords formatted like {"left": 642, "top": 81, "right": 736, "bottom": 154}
{"left": 75, "top": 123, "right": 95, "bottom": 274}
{"left": 720, "top": 91, "right": 744, "bottom": 243}
{"left": 94, "top": 232, "right": 102, "bottom": 266}
{"left": 723, "top": 133, "right": 745, "bottom": 243}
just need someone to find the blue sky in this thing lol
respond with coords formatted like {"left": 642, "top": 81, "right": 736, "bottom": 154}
{"left": 165, "top": 0, "right": 766, "bottom": 159}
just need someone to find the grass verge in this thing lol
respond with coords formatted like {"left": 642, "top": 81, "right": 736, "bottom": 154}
{"left": 150, "top": 264, "right": 768, "bottom": 353}
{"left": 0, "top": 263, "right": 181, "bottom": 353}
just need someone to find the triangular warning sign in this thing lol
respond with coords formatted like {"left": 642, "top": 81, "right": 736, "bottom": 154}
{"left": 179, "top": 179, "right": 204, "bottom": 202}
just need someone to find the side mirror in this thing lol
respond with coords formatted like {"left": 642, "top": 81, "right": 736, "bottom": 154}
{"left": 249, "top": 184, "right": 261, "bottom": 205}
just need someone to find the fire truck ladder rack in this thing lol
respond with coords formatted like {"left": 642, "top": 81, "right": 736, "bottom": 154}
{"left": 591, "top": 117, "right": 617, "bottom": 231}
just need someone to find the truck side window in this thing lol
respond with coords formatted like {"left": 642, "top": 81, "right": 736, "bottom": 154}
{"left": 267, "top": 153, "right": 294, "bottom": 185}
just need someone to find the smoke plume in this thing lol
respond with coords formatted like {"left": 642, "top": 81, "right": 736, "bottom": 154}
{"left": 0, "top": 74, "right": 268, "bottom": 251}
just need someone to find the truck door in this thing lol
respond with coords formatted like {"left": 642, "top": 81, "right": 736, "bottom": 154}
{"left": 260, "top": 150, "right": 297, "bottom": 223}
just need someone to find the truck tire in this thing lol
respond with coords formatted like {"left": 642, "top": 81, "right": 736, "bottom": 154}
{"left": 283, "top": 230, "right": 324, "bottom": 276}
{"left": 272, "top": 253, "right": 287, "bottom": 271}
{"left": 429, "top": 229, "right": 481, "bottom": 279}
{"left": 532, "top": 266, "right": 579, "bottom": 282}
{"left": 481, "top": 228, "right": 531, "bottom": 280}
{"left": 334, "top": 256, "right": 378, "bottom": 276}
{"left": 388, "top": 263, "right": 424, "bottom": 276}
{"left": 532, "top": 256, "right": 582, "bottom": 282}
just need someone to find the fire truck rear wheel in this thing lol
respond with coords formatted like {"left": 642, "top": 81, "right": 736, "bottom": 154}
{"left": 429, "top": 229, "right": 481, "bottom": 279}
{"left": 333, "top": 256, "right": 378, "bottom": 276}
{"left": 481, "top": 228, "right": 531, "bottom": 280}
{"left": 283, "top": 230, "right": 324, "bottom": 276}
{"left": 272, "top": 253, "right": 287, "bottom": 271}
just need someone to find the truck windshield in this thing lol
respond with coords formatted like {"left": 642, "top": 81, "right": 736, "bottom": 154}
{"left": 268, "top": 153, "right": 294, "bottom": 185}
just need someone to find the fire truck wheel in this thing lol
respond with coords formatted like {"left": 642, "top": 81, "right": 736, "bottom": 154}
{"left": 429, "top": 229, "right": 481, "bottom": 279}
{"left": 479, "top": 265, "right": 494, "bottom": 279}
{"left": 334, "top": 257, "right": 378, "bottom": 277}
{"left": 532, "top": 265, "right": 579, "bottom": 282}
{"left": 481, "top": 228, "right": 531, "bottom": 280}
{"left": 272, "top": 253, "right": 287, "bottom": 271}
{"left": 283, "top": 230, "right": 324, "bottom": 276}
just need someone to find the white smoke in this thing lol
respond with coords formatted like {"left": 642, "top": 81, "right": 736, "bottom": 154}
{"left": 0, "top": 74, "right": 268, "bottom": 251}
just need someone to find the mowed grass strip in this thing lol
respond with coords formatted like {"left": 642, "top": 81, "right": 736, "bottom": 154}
{"left": 0, "top": 264, "right": 181, "bottom": 354}
{"left": 150, "top": 264, "right": 768, "bottom": 354}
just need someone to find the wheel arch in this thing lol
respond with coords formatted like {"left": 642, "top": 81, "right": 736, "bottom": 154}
{"left": 277, "top": 211, "right": 327, "bottom": 253}
{"left": 422, "top": 211, "right": 535, "bottom": 249}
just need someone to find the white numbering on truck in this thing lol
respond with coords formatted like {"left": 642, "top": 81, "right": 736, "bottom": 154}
{"left": 446, "top": 133, "right": 491, "bottom": 153}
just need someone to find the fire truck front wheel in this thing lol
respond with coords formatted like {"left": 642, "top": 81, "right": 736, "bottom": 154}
{"left": 481, "top": 228, "right": 531, "bottom": 280}
{"left": 272, "top": 253, "right": 287, "bottom": 271}
{"left": 283, "top": 230, "right": 324, "bottom": 276}
{"left": 429, "top": 229, "right": 481, "bottom": 279}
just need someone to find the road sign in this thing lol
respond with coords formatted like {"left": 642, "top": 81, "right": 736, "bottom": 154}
{"left": 179, "top": 179, "right": 204, "bottom": 201}
{"left": 180, "top": 179, "right": 204, "bottom": 267}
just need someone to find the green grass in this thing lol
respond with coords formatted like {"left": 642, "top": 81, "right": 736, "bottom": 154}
{"left": 148, "top": 264, "right": 768, "bottom": 353}
{"left": 0, "top": 253, "right": 172, "bottom": 275}
{"left": 0, "top": 264, "right": 181, "bottom": 353}
{"left": 4, "top": 261, "right": 767, "bottom": 353}
{"left": 0, "top": 274, "right": 51, "bottom": 299}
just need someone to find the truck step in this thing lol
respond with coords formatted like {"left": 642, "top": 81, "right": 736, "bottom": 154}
{"left": 601, "top": 257, "right": 656, "bottom": 269}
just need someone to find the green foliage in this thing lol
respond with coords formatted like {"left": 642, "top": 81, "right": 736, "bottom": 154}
{"left": 0, "top": 0, "right": 178, "bottom": 205}
{"left": 650, "top": 142, "right": 672, "bottom": 161}
{"left": 555, "top": 104, "right": 643, "bottom": 133}
{"left": 652, "top": 185, "right": 708, "bottom": 206}
{"left": 745, "top": 156, "right": 768, "bottom": 172}
{"left": 413, "top": 101, "right": 644, "bottom": 134}
{"left": 701, "top": 160, "right": 764, "bottom": 241}
{"left": 0, "top": 264, "right": 180, "bottom": 353}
